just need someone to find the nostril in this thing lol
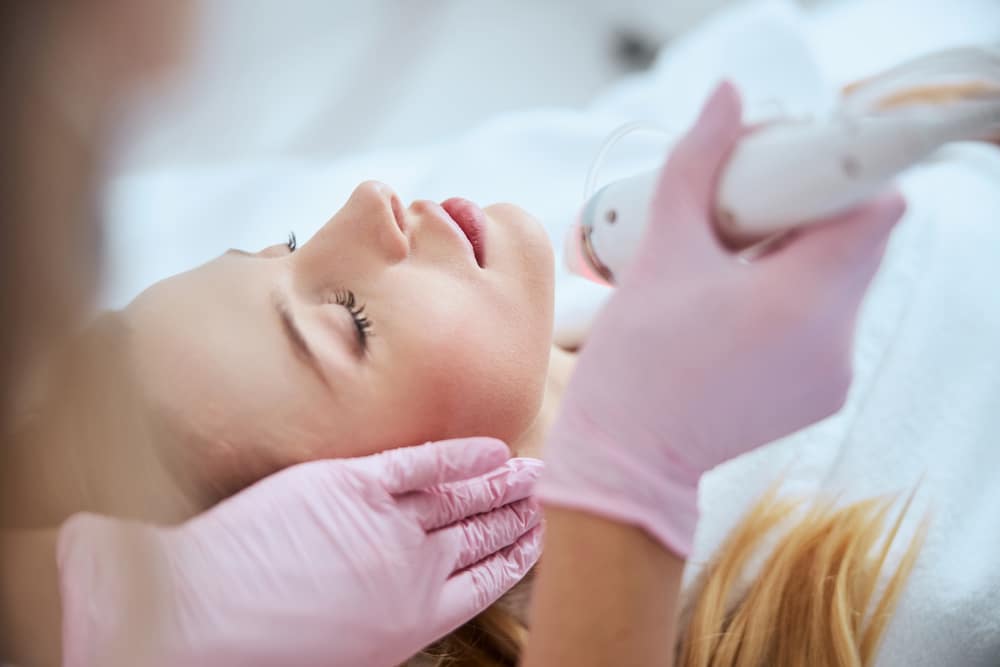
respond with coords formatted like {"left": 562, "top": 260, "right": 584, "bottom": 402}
{"left": 390, "top": 193, "right": 406, "bottom": 234}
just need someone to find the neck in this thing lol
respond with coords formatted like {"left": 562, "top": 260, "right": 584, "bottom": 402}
{"left": 511, "top": 345, "right": 577, "bottom": 459}
{"left": 1, "top": 314, "right": 197, "bottom": 529}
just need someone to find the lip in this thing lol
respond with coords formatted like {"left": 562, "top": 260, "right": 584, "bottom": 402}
{"left": 441, "top": 197, "right": 487, "bottom": 268}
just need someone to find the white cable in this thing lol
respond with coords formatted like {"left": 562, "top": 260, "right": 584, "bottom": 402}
{"left": 583, "top": 121, "right": 676, "bottom": 203}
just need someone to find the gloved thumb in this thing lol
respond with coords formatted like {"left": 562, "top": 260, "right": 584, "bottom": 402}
{"left": 642, "top": 81, "right": 744, "bottom": 267}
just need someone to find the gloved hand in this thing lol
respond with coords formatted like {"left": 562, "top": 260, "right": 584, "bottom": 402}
{"left": 58, "top": 438, "right": 542, "bottom": 667}
{"left": 539, "top": 81, "right": 906, "bottom": 557}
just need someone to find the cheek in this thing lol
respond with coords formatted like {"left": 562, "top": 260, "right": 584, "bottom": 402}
{"left": 328, "top": 248, "right": 555, "bottom": 451}
{"left": 397, "top": 319, "right": 548, "bottom": 444}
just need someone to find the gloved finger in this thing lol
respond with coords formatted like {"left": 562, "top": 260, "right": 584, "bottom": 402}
{"left": 367, "top": 438, "right": 510, "bottom": 495}
{"left": 400, "top": 458, "right": 543, "bottom": 531}
{"left": 767, "top": 190, "right": 906, "bottom": 285}
{"left": 433, "top": 525, "right": 543, "bottom": 636}
{"left": 435, "top": 498, "right": 542, "bottom": 573}
{"left": 645, "top": 81, "right": 744, "bottom": 256}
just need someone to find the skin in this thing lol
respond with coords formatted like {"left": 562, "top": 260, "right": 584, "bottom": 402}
{"left": 4, "top": 2, "right": 975, "bottom": 663}
{"left": 124, "top": 181, "right": 556, "bottom": 504}
{"left": 523, "top": 508, "right": 683, "bottom": 667}
{"left": 3, "top": 2, "right": 993, "bottom": 664}
{"left": 0, "top": 3, "right": 718, "bottom": 664}
{"left": 1, "top": 180, "right": 560, "bottom": 666}
{"left": 0, "top": 6, "right": 667, "bottom": 667}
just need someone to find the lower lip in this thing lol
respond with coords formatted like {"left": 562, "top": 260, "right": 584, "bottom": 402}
{"left": 441, "top": 198, "right": 487, "bottom": 268}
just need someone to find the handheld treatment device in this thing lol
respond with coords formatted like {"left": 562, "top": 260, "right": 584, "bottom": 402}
{"left": 567, "top": 46, "right": 1000, "bottom": 285}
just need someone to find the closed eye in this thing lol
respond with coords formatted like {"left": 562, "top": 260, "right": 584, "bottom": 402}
{"left": 332, "top": 290, "right": 374, "bottom": 353}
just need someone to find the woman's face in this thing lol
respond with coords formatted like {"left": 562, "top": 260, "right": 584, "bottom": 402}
{"left": 125, "top": 182, "right": 554, "bottom": 493}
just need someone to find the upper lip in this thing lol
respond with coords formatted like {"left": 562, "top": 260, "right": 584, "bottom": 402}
{"left": 440, "top": 197, "right": 487, "bottom": 268}
{"left": 411, "top": 200, "right": 479, "bottom": 266}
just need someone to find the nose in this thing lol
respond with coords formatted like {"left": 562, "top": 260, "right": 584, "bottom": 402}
{"left": 354, "top": 181, "right": 409, "bottom": 256}
{"left": 291, "top": 181, "right": 410, "bottom": 292}
{"left": 357, "top": 180, "right": 408, "bottom": 236}
{"left": 314, "top": 181, "right": 410, "bottom": 263}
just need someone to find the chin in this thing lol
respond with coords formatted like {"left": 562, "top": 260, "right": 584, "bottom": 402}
{"left": 487, "top": 202, "right": 552, "bottom": 248}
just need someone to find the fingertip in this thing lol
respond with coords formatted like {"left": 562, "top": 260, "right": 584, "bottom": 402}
{"left": 700, "top": 79, "right": 743, "bottom": 121}
{"left": 714, "top": 79, "right": 742, "bottom": 114}
{"left": 444, "top": 498, "right": 544, "bottom": 572}
{"left": 478, "top": 497, "right": 543, "bottom": 538}
{"left": 381, "top": 437, "right": 512, "bottom": 493}
{"left": 437, "top": 525, "right": 543, "bottom": 629}
{"left": 871, "top": 190, "right": 908, "bottom": 229}
{"left": 522, "top": 497, "right": 544, "bottom": 530}
{"left": 525, "top": 521, "right": 545, "bottom": 545}
{"left": 483, "top": 523, "right": 544, "bottom": 580}
{"left": 850, "top": 188, "right": 906, "bottom": 222}
{"left": 660, "top": 79, "right": 745, "bottom": 206}
{"left": 469, "top": 437, "right": 512, "bottom": 468}
{"left": 787, "top": 188, "right": 907, "bottom": 253}
{"left": 439, "top": 436, "right": 510, "bottom": 469}
{"left": 505, "top": 456, "right": 545, "bottom": 475}
{"left": 463, "top": 436, "right": 511, "bottom": 456}
{"left": 512, "top": 524, "right": 545, "bottom": 570}
{"left": 495, "top": 457, "right": 544, "bottom": 500}
{"left": 836, "top": 189, "right": 908, "bottom": 247}
{"left": 696, "top": 79, "right": 743, "bottom": 136}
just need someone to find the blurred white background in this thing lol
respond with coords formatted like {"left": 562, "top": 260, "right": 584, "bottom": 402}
{"left": 102, "top": 0, "right": 1000, "bottom": 309}
{"left": 115, "top": 0, "right": 787, "bottom": 171}
{"left": 114, "top": 0, "right": 1000, "bottom": 174}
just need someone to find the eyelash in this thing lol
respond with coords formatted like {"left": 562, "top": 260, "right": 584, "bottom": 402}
{"left": 333, "top": 290, "right": 374, "bottom": 350}
{"left": 285, "top": 232, "right": 371, "bottom": 352}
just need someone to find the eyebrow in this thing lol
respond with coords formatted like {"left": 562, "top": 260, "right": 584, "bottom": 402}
{"left": 272, "top": 291, "right": 330, "bottom": 388}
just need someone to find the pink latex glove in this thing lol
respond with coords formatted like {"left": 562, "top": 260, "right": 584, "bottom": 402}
{"left": 58, "top": 439, "right": 542, "bottom": 667}
{"left": 539, "top": 81, "right": 907, "bottom": 557}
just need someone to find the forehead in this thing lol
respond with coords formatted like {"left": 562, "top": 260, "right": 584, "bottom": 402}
{"left": 128, "top": 260, "right": 352, "bottom": 465}
{"left": 128, "top": 255, "right": 300, "bottom": 393}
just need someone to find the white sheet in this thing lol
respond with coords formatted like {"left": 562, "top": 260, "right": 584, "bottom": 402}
{"left": 103, "top": 1, "right": 1000, "bottom": 664}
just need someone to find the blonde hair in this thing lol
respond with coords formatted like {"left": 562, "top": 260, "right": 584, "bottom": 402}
{"left": 406, "top": 582, "right": 530, "bottom": 667}
{"left": 408, "top": 488, "right": 927, "bottom": 667}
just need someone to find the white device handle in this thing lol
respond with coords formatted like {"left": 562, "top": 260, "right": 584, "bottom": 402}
{"left": 716, "top": 100, "right": 1000, "bottom": 243}
{"left": 567, "top": 87, "right": 1000, "bottom": 284}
